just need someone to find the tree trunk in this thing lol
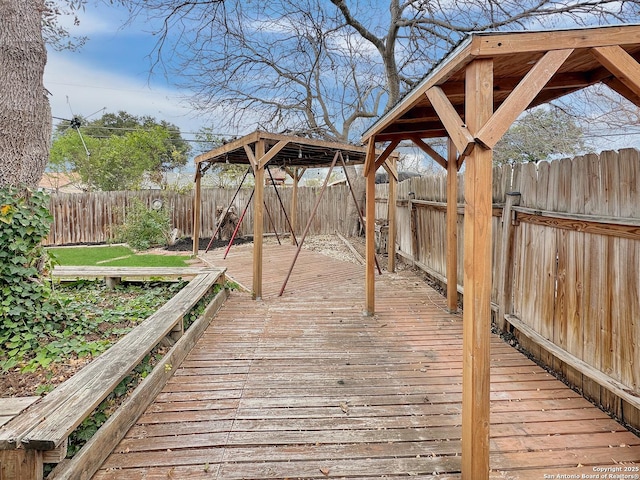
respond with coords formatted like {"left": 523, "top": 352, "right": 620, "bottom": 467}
{"left": 0, "top": 0, "right": 51, "bottom": 188}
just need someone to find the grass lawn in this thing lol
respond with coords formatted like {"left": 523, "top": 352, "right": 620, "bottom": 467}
{"left": 47, "top": 245, "right": 190, "bottom": 267}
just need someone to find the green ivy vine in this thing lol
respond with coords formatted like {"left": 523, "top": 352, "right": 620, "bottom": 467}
{"left": 0, "top": 186, "right": 62, "bottom": 370}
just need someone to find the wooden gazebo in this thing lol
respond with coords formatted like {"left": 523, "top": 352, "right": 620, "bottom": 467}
{"left": 360, "top": 24, "right": 640, "bottom": 479}
{"left": 192, "top": 130, "right": 398, "bottom": 299}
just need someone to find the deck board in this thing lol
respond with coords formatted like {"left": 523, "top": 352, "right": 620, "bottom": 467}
{"left": 94, "top": 244, "right": 640, "bottom": 479}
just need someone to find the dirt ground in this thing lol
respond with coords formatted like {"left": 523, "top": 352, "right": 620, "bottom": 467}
{"left": 165, "top": 233, "right": 371, "bottom": 265}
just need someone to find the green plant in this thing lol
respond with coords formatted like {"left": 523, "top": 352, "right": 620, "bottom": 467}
{"left": 47, "top": 245, "right": 134, "bottom": 265}
{"left": 66, "top": 350, "right": 161, "bottom": 457}
{"left": 183, "top": 284, "right": 223, "bottom": 330}
{"left": 0, "top": 187, "right": 61, "bottom": 369}
{"left": 47, "top": 245, "right": 188, "bottom": 267}
{"left": 114, "top": 197, "right": 172, "bottom": 250}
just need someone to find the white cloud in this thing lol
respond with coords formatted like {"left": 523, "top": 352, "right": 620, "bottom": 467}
{"left": 44, "top": 51, "right": 204, "bottom": 134}
{"left": 54, "top": 0, "right": 132, "bottom": 37}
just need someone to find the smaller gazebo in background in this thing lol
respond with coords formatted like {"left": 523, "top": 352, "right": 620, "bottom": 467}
{"left": 192, "top": 130, "right": 399, "bottom": 299}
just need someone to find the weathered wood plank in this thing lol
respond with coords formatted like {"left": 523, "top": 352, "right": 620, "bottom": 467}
{"left": 93, "top": 245, "right": 640, "bottom": 479}
{"left": 48, "top": 288, "right": 229, "bottom": 480}
{"left": 0, "top": 272, "right": 224, "bottom": 452}
{"left": 52, "top": 266, "right": 215, "bottom": 281}
{"left": 0, "top": 397, "right": 39, "bottom": 428}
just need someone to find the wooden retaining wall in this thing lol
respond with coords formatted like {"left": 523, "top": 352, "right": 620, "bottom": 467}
{"left": 375, "top": 148, "right": 640, "bottom": 430}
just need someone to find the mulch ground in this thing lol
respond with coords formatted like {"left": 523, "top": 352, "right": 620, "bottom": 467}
{"left": 165, "top": 236, "right": 252, "bottom": 252}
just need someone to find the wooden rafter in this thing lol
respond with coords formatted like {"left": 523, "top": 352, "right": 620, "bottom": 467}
{"left": 374, "top": 139, "right": 401, "bottom": 171}
{"left": 425, "top": 86, "right": 475, "bottom": 156}
{"left": 475, "top": 49, "right": 574, "bottom": 149}
{"left": 591, "top": 45, "right": 640, "bottom": 98}
{"left": 469, "top": 24, "right": 640, "bottom": 56}
{"left": 408, "top": 135, "right": 447, "bottom": 170}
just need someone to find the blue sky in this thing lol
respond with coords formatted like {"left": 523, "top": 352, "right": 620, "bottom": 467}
{"left": 44, "top": 2, "right": 640, "bottom": 157}
{"left": 44, "top": 2, "right": 216, "bottom": 141}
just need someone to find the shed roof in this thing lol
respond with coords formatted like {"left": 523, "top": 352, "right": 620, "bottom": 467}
{"left": 195, "top": 130, "right": 369, "bottom": 169}
{"left": 362, "top": 24, "right": 640, "bottom": 144}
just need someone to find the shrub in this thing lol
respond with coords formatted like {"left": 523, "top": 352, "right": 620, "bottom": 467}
{"left": 115, "top": 197, "right": 171, "bottom": 250}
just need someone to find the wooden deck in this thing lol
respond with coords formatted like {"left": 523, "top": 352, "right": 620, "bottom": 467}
{"left": 93, "top": 243, "right": 640, "bottom": 479}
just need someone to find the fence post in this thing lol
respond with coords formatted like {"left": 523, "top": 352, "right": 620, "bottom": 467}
{"left": 496, "top": 191, "right": 521, "bottom": 331}
{"left": 387, "top": 158, "right": 397, "bottom": 273}
{"left": 409, "top": 192, "right": 418, "bottom": 264}
{"left": 0, "top": 449, "right": 43, "bottom": 480}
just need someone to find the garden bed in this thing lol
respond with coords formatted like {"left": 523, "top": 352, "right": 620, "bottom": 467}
{"left": 0, "top": 280, "right": 186, "bottom": 397}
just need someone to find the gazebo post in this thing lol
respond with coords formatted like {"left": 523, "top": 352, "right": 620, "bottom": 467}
{"left": 252, "top": 140, "right": 265, "bottom": 300}
{"left": 291, "top": 168, "right": 300, "bottom": 246}
{"left": 446, "top": 138, "right": 458, "bottom": 313}
{"left": 461, "top": 58, "right": 493, "bottom": 480}
{"left": 386, "top": 156, "right": 397, "bottom": 273}
{"left": 192, "top": 165, "right": 202, "bottom": 258}
{"left": 364, "top": 140, "right": 377, "bottom": 316}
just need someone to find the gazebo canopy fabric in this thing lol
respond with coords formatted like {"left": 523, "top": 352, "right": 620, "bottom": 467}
{"left": 195, "top": 130, "right": 369, "bottom": 169}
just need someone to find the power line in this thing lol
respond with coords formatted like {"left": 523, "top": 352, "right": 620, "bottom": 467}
{"left": 52, "top": 118, "right": 238, "bottom": 138}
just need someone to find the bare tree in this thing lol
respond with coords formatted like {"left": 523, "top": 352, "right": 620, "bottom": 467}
{"left": 1, "top": 0, "right": 85, "bottom": 189}
{"left": 122, "top": 0, "right": 640, "bottom": 142}
{"left": 0, "top": 0, "right": 52, "bottom": 188}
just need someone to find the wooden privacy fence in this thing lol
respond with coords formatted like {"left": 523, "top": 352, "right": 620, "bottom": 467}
{"left": 375, "top": 148, "right": 640, "bottom": 430}
{"left": 45, "top": 185, "right": 356, "bottom": 246}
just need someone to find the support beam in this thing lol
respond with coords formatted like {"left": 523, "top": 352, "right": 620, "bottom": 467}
{"left": 591, "top": 45, "right": 640, "bottom": 98}
{"left": 425, "top": 86, "right": 475, "bottom": 157}
{"left": 363, "top": 137, "right": 377, "bottom": 176}
{"left": 387, "top": 156, "right": 398, "bottom": 273}
{"left": 382, "top": 157, "right": 398, "bottom": 182}
{"left": 374, "top": 139, "right": 400, "bottom": 171}
{"left": 475, "top": 49, "right": 573, "bottom": 149}
{"left": 409, "top": 134, "right": 448, "bottom": 170}
{"left": 364, "top": 139, "right": 377, "bottom": 315}
{"left": 0, "top": 449, "right": 43, "bottom": 480}
{"left": 291, "top": 168, "right": 299, "bottom": 245}
{"left": 461, "top": 58, "right": 493, "bottom": 480}
{"left": 192, "top": 167, "right": 202, "bottom": 258}
{"left": 287, "top": 167, "right": 305, "bottom": 246}
{"left": 258, "top": 140, "right": 289, "bottom": 170}
{"left": 252, "top": 140, "right": 265, "bottom": 300}
{"left": 446, "top": 139, "right": 458, "bottom": 313}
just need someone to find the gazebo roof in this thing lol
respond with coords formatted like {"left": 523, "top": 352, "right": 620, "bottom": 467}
{"left": 362, "top": 24, "right": 640, "bottom": 145}
{"left": 195, "top": 130, "right": 369, "bottom": 170}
